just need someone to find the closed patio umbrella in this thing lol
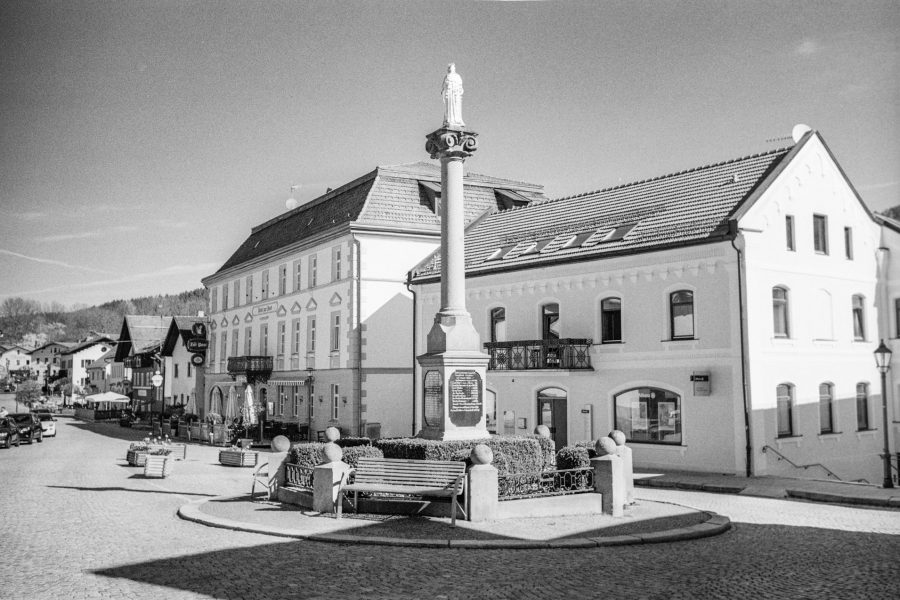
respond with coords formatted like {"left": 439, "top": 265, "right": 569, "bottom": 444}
{"left": 224, "top": 386, "right": 236, "bottom": 421}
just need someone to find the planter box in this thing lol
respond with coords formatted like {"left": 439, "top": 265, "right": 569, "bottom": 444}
{"left": 144, "top": 455, "right": 174, "bottom": 478}
{"left": 189, "top": 424, "right": 202, "bottom": 439}
{"left": 126, "top": 449, "right": 149, "bottom": 466}
{"left": 219, "top": 450, "right": 258, "bottom": 467}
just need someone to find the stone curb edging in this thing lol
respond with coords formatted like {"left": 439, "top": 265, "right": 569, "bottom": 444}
{"left": 178, "top": 494, "right": 732, "bottom": 548}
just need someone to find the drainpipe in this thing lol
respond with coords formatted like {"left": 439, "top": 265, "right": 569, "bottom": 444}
{"left": 406, "top": 277, "right": 418, "bottom": 437}
{"left": 353, "top": 237, "right": 363, "bottom": 437}
{"left": 731, "top": 226, "right": 753, "bottom": 477}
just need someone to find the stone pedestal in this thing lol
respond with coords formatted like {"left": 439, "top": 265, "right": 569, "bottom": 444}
{"left": 468, "top": 464, "right": 499, "bottom": 522}
{"left": 591, "top": 456, "right": 625, "bottom": 517}
{"left": 313, "top": 461, "right": 352, "bottom": 514}
{"left": 619, "top": 445, "right": 635, "bottom": 505}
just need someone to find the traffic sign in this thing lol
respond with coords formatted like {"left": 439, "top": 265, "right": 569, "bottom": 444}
{"left": 186, "top": 338, "right": 209, "bottom": 352}
{"left": 190, "top": 353, "right": 205, "bottom": 367}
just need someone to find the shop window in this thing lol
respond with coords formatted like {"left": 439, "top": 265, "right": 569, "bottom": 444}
{"left": 777, "top": 383, "right": 794, "bottom": 437}
{"left": 331, "top": 384, "right": 339, "bottom": 420}
{"left": 601, "top": 297, "right": 622, "bottom": 343}
{"left": 670, "top": 290, "right": 694, "bottom": 339}
{"left": 614, "top": 387, "right": 681, "bottom": 444}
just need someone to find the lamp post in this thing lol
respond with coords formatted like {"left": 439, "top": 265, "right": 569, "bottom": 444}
{"left": 305, "top": 367, "right": 314, "bottom": 439}
{"left": 874, "top": 339, "right": 895, "bottom": 488}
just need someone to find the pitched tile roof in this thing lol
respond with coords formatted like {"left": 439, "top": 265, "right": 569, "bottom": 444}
{"left": 162, "top": 316, "right": 209, "bottom": 355}
{"left": 114, "top": 316, "right": 170, "bottom": 361}
{"left": 205, "top": 162, "right": 545, "bottom": 280}
{"left": 88, "top": 348, "right": 118, "bottom": 370}
{"left": 410, "top": 145, "right": 794, "bottom": 282}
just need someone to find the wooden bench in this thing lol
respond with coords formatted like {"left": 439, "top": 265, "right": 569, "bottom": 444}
{"left": 336, "top": 458, "right": 467, "bottom": 526}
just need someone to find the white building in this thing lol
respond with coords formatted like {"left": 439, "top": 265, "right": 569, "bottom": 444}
{"left": 410, "top": 128, "right": 896, "bottom": 484}
{"left": 29, "top": 341, "right": 74, "bottom": 386}
{"left": 161, "top": 316, "right": 207, "bottom": 413}
{"left": 60, "top": 336, "right": 117, "bottom": 393}
{"left": 1, "top": 344, "right": 34, "bottom": 381}
{"left": 201, "top": 162, "right": 544, "bottom": 439}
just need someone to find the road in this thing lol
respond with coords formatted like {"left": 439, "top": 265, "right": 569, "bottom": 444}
{"left": 1, "top": 392, "right": 898, "bottom": 599}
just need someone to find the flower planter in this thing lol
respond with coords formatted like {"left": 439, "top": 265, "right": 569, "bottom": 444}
{"left": 219, "top": 449, "right": 258, "bottom": 467}
{"left": 200, "top": 423, "right": 210, "bottom": 439}
{"left": 126, "top": 449, "right": 149, "bottom": 466}
{"left": 143, "top": 455, "right": 174, "bottom": 478}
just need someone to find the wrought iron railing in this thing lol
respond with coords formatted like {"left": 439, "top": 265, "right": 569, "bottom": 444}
{"left": 484, "top": 339, "right": 593, "bottom": 371}
{"left": 498, "top": 468, "right": 595, "bottom": 500}
{"left": 227, "top": 356, "right": 274, "bottom": 382}
{"left": 283, "top": 463, "right": 315, "bottom": 491}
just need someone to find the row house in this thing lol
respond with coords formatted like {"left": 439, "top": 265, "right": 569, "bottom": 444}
{"left": 201, "top": 161, "right": 545, "bottom": 438}
{"left": 160, "top": 316, "right": 208, "bottom": 412}
{"left": 29, "top": 341, "right": 75, "bottom": 385}
{"left": 1, "top": 344, "right": 34, "bottom": 381}
{"left": 115, "top": 316, "right": 171, "bottom": 413}
{"left": 410, "top": 128, "right": 895, "bottom": 484}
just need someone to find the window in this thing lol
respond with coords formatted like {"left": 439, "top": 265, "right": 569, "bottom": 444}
{"left": 292, "top": 388, "right": 299, "bottom": 416}
{"left": 614, "top": 387, "right": 682, "bottom": 444}
{"left": 292, "top": 320, "right": 302, "bottom": 355}
{"left": 307, "top": 316, "right": 316, "bottom": 353}
{"left": 844, "top": 227, "right": 853, "bottom": 260}
{"left": 220, "top": 332, "right": 228, "bottom": 370}
{"left": 489, "top": 307, "right": 506, "bottom": 343}
{"left": 819, "top": 383, "right": 834, "bottom": 433}
{"left": 279, "top": 264, "right": 287, "bottom": 295}
{"left": 895, "top": 299, "right": 900, "bottom": 338}
{"left": 294, "top": 259, "right": 303, "bottom": 291}
{"left": 777, "top": 384, "right": 794, "bottom": 437}
{"left": 187, "top": 363, "right": 192, "bottom": 377}
{"left": 278, "top": 390, "right": 285, "bottom": 415}
{"left": 174, "top": 364, "right": 179, "bottom": 378}
{"left": 856, "top": 382, "right": 869, "bottom": 430}
{"left": 772, "top": 287, "right": 790, "bottom": 338}
{"left": 261, "top": 270, "right": 269, "bottom": 298}
{"left": 278, "top": 322, "right": 286, "bottom": 356}
{"left": 852, "top": 295, "right": 866, "bottom": 340}
{"left": 245, "top": 275, "right": 253, "bottom": 304}
{"left": 222, "top": 284, "right": 229, "bottom": 310}
{"left": 670, "top": 290, "right": 695, "bottom": 339}
{"left": 541, "top": 303, "right": 559, "bottom": 340}
{"left": 813, "top": 214, "right": 828, "bottom": 254}
{"left": 231, "top": 330, "right": 239, "bottom": 358}
{"left": 309, "top": 384, "right": 315, "bottom": 418}
{"left": 244, "top": 327, "right": 252, "bottom": 355}
{"left": 601, "top": 297, "right": 622, "bottom": 343}
{"left": 785, "top": 215, "right": 795, "bottom": 251}
{"left": 330, "top": 312, "right": 340, "bottom": 352}
{"left": 310, "top": 255, "right": 318, "bottom": 288}
{"left": 233, "top": 280, "right": 240, "bottom": 307}
{"left": 331, "top": 384, "right": 339, "bottom": 420}
{"left": 210, "top": 287, "right": 218, "bottom": 313}
{"left": 332, "top": 246, "right": 342, "bottom": 281}
{"left": 260, "top": 324, "right": 269, "bottom": 355}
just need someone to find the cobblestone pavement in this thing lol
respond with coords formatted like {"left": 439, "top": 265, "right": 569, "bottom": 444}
{"left": 1, "top": 401, "right": 898, "bottom": 599}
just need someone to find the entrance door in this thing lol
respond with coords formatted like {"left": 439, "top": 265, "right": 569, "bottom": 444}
{"left": 538, "top": 387, "right": 568, "bottom": 450}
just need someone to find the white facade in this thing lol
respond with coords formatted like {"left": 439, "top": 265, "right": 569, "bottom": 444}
{"left": 62, "top": 339, "right": 116, "bottom": 391}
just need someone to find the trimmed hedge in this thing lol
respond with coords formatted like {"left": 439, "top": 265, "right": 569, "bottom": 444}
{"left": 556, "top": 445, "right": 591, "bottom": 470}
{"left": 528, "top": 434, "right": 557, "bottom": 470}
{"left": 341, "top": 445, "right": 383, "bottom": 468}
{"left": 287, "top": 442, "right": 325, "bottom": 467}
{"left": 375, "top": 436, "right": 544, "bottom": 475}
{"left": 337, "top": 437, "right": 371, "bottom": 448}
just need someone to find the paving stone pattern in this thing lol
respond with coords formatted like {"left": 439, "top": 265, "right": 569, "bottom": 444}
{"left": 0, "top": 408, "right": 898, "bottom": 599}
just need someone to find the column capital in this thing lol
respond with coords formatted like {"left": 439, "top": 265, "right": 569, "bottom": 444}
{"left": 425, "top": 127, "right": 478, "bottom": 159}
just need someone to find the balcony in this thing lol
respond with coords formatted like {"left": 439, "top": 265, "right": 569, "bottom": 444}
{"left": 484, "top": 339, "right": 593, "bottom": 371}
{"left": 227, "top": 356, "right": 274, "bottom": 383}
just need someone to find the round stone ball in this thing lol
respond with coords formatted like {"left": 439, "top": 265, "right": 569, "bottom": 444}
{"left": 595, "top": 437, "right": 618, "bottom": 457}
{"left": 608, "top": 430, "right": 626, "bottom": 446}
{"left": 533, "top": 425, "right": 551, "bottom": 439}
{"left": 324, "top": 426, "right": 341, "bottom": 442}
{"left": 470, "top": 444, "right": 494, "bottom": 465}
{"left": 271, "top": 435, "right": 290, "bottom": 452}
{"left": 322, "top": 442, "right": 343, "bottom": 463}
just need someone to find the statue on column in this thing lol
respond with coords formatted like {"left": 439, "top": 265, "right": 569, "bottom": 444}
{"left": 442, "top": 63, "right": 465, "bottom": 128}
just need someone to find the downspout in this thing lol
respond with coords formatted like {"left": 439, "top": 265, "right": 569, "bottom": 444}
{"left": 730, "top": 226, "right": 753, "bottom": 477}
{"left": 353, "top": 237, "right": 363, "bottom": 437}
{"left": 406, "top": 277, "right": 417, "bottom": 437}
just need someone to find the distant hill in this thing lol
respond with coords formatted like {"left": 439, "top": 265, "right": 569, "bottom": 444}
{"left": 0, "top": 288, "right": 208, "bottom": 348}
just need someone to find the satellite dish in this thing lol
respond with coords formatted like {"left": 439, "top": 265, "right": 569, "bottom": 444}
{"left": 286, "top": 197, "right": 299, "bottom": 210}
{"left": 791, "top": 124, "right": 812, "bottom": 143}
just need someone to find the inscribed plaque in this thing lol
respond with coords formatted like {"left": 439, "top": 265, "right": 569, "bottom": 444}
{"left": 448, "top": 370, "right": 482, "bottom": 427}
{"left": 423, "top": 370, "right": 443, "bottom": 428}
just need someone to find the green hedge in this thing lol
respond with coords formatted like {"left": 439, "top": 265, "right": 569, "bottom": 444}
{"left": 528, "top": 434, "right": 557, "bottom": 470}
{"left": 287, "top": 442, "right": 325, "bottom": 467}
{"left": 556, "top": 445, "right": 591, "bottom": 470}
{"left": 337, "top": 437, "right": 371, "bottom": 448}
{"left": 375, "top": 436, "right": 544, "bottom": 475}
{"left": 341, "top": 445, "right": 383, "bottom": 468}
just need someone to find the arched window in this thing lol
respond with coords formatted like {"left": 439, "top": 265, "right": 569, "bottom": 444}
{"left": 856, "top": 382, "right": 869, "bottom": 430}
{"left": 819, "top": 382, "right": 834, "bottom": 434}
{"left": 542, "top": 303, "right": 559, "bottom": 340}
{"left": 490, "top": 307, "right": 506, "bottom": 343}
{"left": 670, "top": 290, "right": 694, "bottom": 339}
{"left": 776, "top": 383, "right": 794, "bottom": 437}
{"left": 614, "top": 387, "right": 682, "bottom": 444}
{"left": 772, "top": 287, "right": 790, "bottom": 338}
{"left": 852, "top": 295, "right": 866, "bottom": 341}
{"left": 601, "top": 297, "right": 622, "bottom": 343}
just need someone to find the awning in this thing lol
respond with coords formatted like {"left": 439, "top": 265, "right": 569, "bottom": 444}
{"left": 85, "top": 391, "right": 130, "bottom": 404}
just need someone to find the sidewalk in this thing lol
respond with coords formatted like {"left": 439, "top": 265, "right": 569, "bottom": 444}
{"left": 634, "top": 470, "right": 900, "bottom": 508}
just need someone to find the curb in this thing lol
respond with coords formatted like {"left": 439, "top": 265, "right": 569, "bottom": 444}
{"left": 785, "top": 489, "right": 900, "bottom": 508}
{"left": 178, "top": 495, "right": 732, "bottom": 549}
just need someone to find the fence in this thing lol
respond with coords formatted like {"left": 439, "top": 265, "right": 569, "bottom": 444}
{"left": 497, "top": 467, "right": 595, "bottom": 500}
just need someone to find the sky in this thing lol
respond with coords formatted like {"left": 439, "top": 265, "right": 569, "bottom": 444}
{"left": 1, "top": 0, "right": 898, "bottom": 309}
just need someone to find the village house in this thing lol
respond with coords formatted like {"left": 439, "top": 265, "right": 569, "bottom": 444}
{"left": 160, "top": 316, "right": 208, "bottom": 414}
{"left": 60, "top": 336, "right": 117, "bottom": 396}
{"left": 29, "top": 341, "right": 75, "bottom": 388}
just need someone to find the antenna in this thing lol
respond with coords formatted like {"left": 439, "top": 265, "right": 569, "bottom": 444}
{"left": 286, "top": 184, "right": 301, "bottom": 210}
{"left": 791, "top": 124, "right": 812, "bottom": 143}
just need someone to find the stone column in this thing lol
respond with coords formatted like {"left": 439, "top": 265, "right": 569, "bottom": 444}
{"left": 312, "top": 443, "right": 352, "bottom": 514}
{"left": 466, "top": 445, "right": 498, "bottom": 522}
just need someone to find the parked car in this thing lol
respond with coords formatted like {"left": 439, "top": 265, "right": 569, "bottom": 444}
{"left": 0, "top": 417, "right": 20, "bottom": 448}
{"left": 9, "top": 413, "right": 43, "bottom": 444}
{"left": 36, "top": 413, "right": 57, "bottom": 437}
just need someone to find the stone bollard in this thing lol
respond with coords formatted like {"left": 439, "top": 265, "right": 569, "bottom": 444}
{"left": 609, "top": 430, "right": 635, "bottom": 505}
{"left": 591, "top": 437, "right": 624, "bottom": 517}
{"left": 269, "top": 435, "right": 291, "bottom": 491}
{"left": 312, "top": 442, "right": 352, "bottom": 514}
{"left": 467, "top": 444, "right": 498, "bottom": 522}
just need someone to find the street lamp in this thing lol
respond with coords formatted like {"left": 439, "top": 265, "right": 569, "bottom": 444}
{"left": 873, "top": 339, "right": 895, "bottom": 488}
{"left": 305, "top": 367, "right": 315, "bottom": 439}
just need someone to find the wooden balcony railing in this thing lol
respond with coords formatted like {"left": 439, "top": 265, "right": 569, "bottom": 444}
{"left": 483, "top": 339, "right": 593, "bottom": 371}
{"left": 227, "top": 356, "right": 274, "bottom": 383}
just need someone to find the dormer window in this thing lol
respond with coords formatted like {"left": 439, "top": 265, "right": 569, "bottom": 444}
{"left": 494, "top": 189, "right": 531, "bottom": 210}
{"left": 418, "top": 180, "right": 442, "bottom": 215}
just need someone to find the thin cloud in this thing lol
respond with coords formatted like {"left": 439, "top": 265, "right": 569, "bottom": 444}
{"left": 36, "top": 225, "right": 139, "bottom": 242}
{"left": 17, "top": 211, "right": 47, "bottom": 221}
{"left": 796, "top": 38, "right": 820, "bottom": 56}
{"left": 858, "top": 180, "right": 900, "bottom": 192}
{"left": 0, "top": 248, "right": 115, "bottom": 275}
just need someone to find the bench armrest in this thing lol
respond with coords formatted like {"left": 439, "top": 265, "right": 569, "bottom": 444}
{"left": 337, "top": 467, "right": 356, "bottom": 491}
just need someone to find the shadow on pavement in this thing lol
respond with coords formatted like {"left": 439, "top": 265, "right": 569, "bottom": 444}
{"left": 47, "top": 484, "right": 217, "bottom": 497}
{"left": 90, "top": 524, "right": 900, "bottom": 599}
